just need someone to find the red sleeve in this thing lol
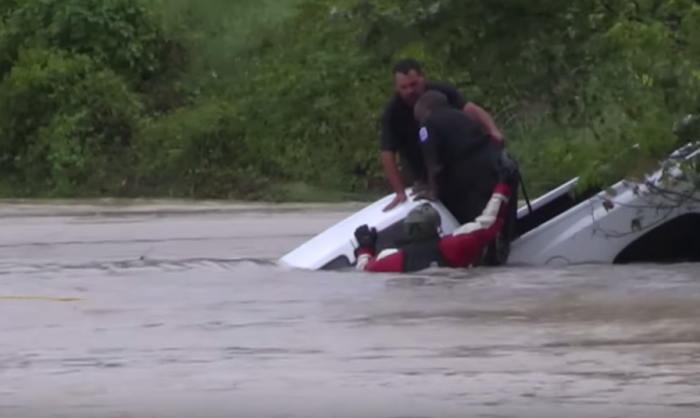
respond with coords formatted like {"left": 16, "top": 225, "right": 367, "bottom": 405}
{"left": 438, "top": 219, "right": 505, "bottom": 268}
{"left": 437, "top": 183, "right": 511, "bottom": 268}
{"left": 355, "top": 249, "right": 405, "bottom": 273}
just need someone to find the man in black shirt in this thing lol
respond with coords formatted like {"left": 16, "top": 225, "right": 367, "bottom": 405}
{"left": 413, "top": 89, "right": 521, "bottom": 266}
{"left": 380, "top": 59, "right": 504, "bottom": 211}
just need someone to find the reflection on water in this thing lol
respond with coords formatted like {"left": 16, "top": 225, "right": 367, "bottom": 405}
{"left": 0, "top": 204, "right": 699, "bottom": 417}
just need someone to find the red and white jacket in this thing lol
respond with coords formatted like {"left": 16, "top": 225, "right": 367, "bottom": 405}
{"left": 355, "top": 183, "right": 511, "bottom": 272}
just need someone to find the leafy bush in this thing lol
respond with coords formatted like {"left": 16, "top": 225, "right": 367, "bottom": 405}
{"left": 0, "top": 48, "right": 143, "bottom": 196}
{"left": 0, "top": 0, "right": 179, "bottom": 85}
{"left": 0, "top": 0, "right": 699, "bottom": 200}
{"left": 132, "top": 99, "right": 276, "bottom": 199}
{"left": 220, "top": 0, "right": 700, "bottom": 196}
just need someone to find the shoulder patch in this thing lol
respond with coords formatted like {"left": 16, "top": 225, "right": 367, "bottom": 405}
{"left": 419, "top": 127, "right": 428, "bottom": 142}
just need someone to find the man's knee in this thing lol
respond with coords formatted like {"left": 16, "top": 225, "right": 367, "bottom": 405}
{"left": 502, "top": 165, "right": 521, "bottom": 242}
{"left": 498, "top": 152, "right": 520, "bottom": 182}
{"left": 477, "top": 168, "right": 520, "bottom": 267}
{"left": 442, "top": 199, "right": 469, "bottom": 224}
{"left": 444, "top": 194, "right": 487, "bottom": 225}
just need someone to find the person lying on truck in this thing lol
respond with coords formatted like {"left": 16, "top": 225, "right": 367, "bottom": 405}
{"left": 351, "top": 183, "right": 511, "bottom": 273}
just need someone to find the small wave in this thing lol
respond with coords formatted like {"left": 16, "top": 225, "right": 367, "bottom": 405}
{"left": 0, "top": 257, "right": 277, "bottom": 275}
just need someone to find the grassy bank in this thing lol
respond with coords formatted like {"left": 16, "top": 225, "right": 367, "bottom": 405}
{"left": 0, "top": 0, "right": 698, "bottom": 201}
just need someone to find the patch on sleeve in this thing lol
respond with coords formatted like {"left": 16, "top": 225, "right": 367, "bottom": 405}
{"left": 419, "top": 127, "right": 428, "bottom": 142}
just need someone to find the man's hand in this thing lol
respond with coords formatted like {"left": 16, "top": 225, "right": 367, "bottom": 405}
{"left": 354, "top": 224, "right": 378, "bottom": 251}
{"left": 412, "top": 187, "right": 437, "bottom": 202}
{"left": 383, "top": 192, "right": 407, "bottom": 212}
{"left": 410, "top": 181, "right": 430, "bottom": 195}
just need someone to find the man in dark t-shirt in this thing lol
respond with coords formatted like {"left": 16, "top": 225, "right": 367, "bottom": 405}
{"left": 413, "top": 90, "right": 504, "bottom": 223}
{"left": 413, "top": 89, "right": 521, "bottom": 266}
{"left": 380, "top": 59, "right": 504, "bottom": 212}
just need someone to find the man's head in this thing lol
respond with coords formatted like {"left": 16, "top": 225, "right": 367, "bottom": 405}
{"left": 413, "top": 90, "right": 449, "bottom": 122}
{"left": 404, "top": 203, "right": 442, "bottom": 241}
{"left": 393, "top": 59, "right": 426, "bottom": 105}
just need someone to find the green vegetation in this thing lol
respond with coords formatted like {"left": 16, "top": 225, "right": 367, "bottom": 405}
{"left": 0, "top": 0, "right": 699, "bottom": 201}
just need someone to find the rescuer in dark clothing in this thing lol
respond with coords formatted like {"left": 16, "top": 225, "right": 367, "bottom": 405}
{"left": 352, "top": 184, "right": 512, "bottom": 273}
{"left": 380, "top": 59, "right": 504, "bottom": 212}
{"left": 412, "top": 90, "right": 522, "bottom": 266}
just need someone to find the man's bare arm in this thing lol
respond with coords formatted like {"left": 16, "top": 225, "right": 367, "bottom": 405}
{"left": 381, "top": 151, "right": 405, "bottom": 195}
{"left": 463, "top": 103, "right": 503, "bottom": 142}
{"left": 381, "top": 151, "right": 409, "bottom": 211}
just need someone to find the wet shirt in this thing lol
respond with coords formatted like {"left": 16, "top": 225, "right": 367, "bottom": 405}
{"left": 419, "top": 107, "right": 502, "bottom": 220}
{"left": 380, "top": 83, "right": 467, "bottom": 179}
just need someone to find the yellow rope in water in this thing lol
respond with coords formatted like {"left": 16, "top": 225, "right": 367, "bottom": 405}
{"left": 0, "top": 295, "right": 83, "bottom": 302}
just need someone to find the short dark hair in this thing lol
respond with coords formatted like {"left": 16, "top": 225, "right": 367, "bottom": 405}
{"left": 393, "top": 59, "right": 422, "bottom": 75}
{"left": 415, "top": 90, "right": 448, "bottom": 111}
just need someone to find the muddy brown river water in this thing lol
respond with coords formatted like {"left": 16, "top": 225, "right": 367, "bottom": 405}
{"left": 0, "top": 201, "right": 699, "bottom": 418}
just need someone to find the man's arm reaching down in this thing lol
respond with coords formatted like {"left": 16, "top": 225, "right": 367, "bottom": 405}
{"left": 463, "top": 103, "right": 504, "bottom": 145}
{"left": 380, "top": 104, "right": 409, "bottom": 211}
{"left": 381, "top": 152, "right": 406, "bottom": 194}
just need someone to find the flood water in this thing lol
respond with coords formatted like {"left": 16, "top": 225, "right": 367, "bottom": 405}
{"left": 1, "top": 201, "right": 699, "bottom": 418}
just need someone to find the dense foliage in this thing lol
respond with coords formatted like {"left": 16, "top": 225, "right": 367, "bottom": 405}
{"left": 0, "top": 0, "right": 699, "bottom": 200}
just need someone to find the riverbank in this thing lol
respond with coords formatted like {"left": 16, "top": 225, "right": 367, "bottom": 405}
{"left": 0, "top": 181, "right": 375, "bottom": 218}
{"left": 0, "top": 195, "right": 528, "bottom": 219}
{"left": 0, "top": 198, "right": 368, "bottom": 218}
{"left": 0, "top": 0, "right": 692, "bottom": 201}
